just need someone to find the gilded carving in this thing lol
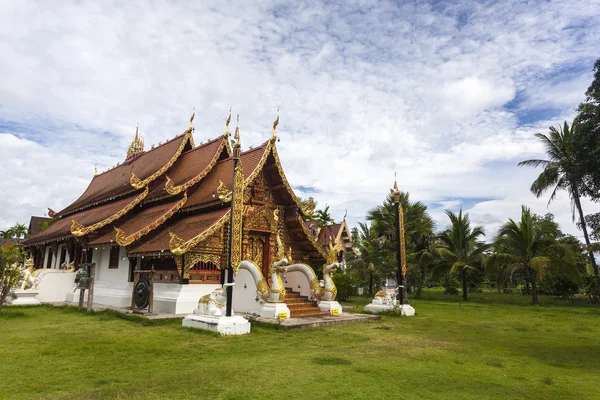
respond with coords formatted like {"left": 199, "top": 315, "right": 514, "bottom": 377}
{"left": 70, "top": 186, "right": 150, "bottom": 237}
{"left": 216, "top": 179, "right": 232, "bottom": 202}
{"left": 230, "top": 162, "right": 244, "bottom": 275}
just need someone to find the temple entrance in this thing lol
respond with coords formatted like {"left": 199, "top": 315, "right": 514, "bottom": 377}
{"left": 246, "top": 232, "right": 270, "bottom": 284}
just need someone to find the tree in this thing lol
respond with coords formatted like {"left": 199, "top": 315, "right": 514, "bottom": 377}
{"left": 12, "top": 223, "right": 27, "bottom": 239}
{"left": 491, "top": 206, "right": 579, "bottom": 305}
{"left": 407, "top": 234, "right": 437, "bottom": 299}
{"left": 518, "top": 121, "right": 598, "bottom": 276}
{"left": 437, "top": 209, "right": 488, "bottom": 301}
{"left": 0, "top": 243, "right": 24, "bottom": 311}
{"left": 573, "top": 58, "right": 600, "bottom": 201}
{"left": 314, "top": 206, "right": 335, "bottom": 228}
{"left": 366, "top": 192, "right": 435, "bottom": 290}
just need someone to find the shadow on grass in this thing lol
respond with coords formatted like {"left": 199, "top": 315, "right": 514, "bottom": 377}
{"left": 312, "top": 357, "right": 352, "bottom": 366}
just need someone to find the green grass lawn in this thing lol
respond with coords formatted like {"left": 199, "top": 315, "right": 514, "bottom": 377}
{"left": 1, "top": 291, "right": 599, "bottom": 400}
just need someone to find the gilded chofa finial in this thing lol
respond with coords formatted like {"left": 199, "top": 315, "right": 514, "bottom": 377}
{"left": 225, "top": 108, "right": 232, "bottom": 137}
{"left": 189, "top": 107, "right": 195, "bottom": 129}
{"left": 271, "top": 108, "right": 279, "bottom": 140}
{"left": 94, "top": 164, "right": 98, "bottom": 175}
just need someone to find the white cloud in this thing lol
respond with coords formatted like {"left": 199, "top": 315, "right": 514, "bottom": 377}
{"left": 0, "top": 0, "right": 599, "bottom": 244}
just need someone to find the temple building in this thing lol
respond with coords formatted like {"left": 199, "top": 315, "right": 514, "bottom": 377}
{"left": 22, "top": 112, "right": 330, "bottom": 315}
{"left": 304, "top": 218, "right": 357, "bottom": 261}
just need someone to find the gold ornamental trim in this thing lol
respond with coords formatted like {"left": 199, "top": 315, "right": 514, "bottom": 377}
{"left": 231, "top": 162, "right": 244, "bottom": 275}
{"left": 398, "top": 202, "right": 407, "bottom": 277}
{"left": 114, "top": 192, "right": 188, "bottom": 246}
{"left": 130, "top": 130, "right": 193, "bottom": 190}
{"left": 70, "top": 186, "right": 149, "bottom": 237}
{"left": 242, "top": 140, "right": 315, "bottom": 217}
{"left": 165, "top": 137, "right": 228, "bottom": 195}
{"left": 168, "top": 210, "right": 231, "bottom": 255}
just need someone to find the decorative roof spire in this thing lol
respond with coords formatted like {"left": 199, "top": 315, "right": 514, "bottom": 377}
{"left": 189, "top": 107, "right": 195, "bottom": 129}
{"left": 390, "top": 172, "right": 400, "bottom": 203}
{"left": 271, "top": 108, "right": 279, "bottom": 141}
{"left": 224, "top": 108, "right": 232, "bottom": 137}
{"left": 126, "top": 124, "right": 145, "bottom": 160}
{"left": 94, "top": 164, "right": 98, "bottom": 175}
{"left": 233, "top": 114, "right": 241, "bottom": 158}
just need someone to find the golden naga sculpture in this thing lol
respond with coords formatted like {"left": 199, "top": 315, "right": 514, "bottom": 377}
{"left": 300, "top": 196, "right": 316, "bottom": 216}
{"left": 286, "top": 240, "right": 338, "bottom": 302}
{"left": 216, "top": 180, "right": 232, "bottom": 202}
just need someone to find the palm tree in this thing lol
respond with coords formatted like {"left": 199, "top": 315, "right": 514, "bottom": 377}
{"left": 314, "top": 206, "right": 335, "bottom": 228}
{"left": 407, "top": 234, "right": 437, "bottom": 299}
{"left": 518, "top": 121, "right": 598, "bottom": 276}
{"left": 12, "top": 224, "right": 28, "bottom": 239}
{"left": 491, "top": 206, "right": 578, "bottom": 305}
{"left": 367, "top": 192, "right": 435, "bottom": 294}
{"left": 437, "top": 209, "right": 488, "bottom": 301}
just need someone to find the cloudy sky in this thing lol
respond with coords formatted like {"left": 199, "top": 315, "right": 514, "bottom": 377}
{"left": 1, "top": 0, "right": 599, "bottom": 241}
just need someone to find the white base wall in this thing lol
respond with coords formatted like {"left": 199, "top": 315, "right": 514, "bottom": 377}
{"left": 283, "top": 271, "right": 313, "bottom": 299}
{"left": 35, "top": 271, "right": 77, "bottom": 303}
{"left": 92, "top": 280, "right": 134, "bottom": 309}
{"left": 232, "top": 269, "right": 264, "bottom": 316}
{"left": 182, "top": 315, "right": 251, "bottom": 335}
{"left": 154, "top": 284, "right": 218, "bottom": 314}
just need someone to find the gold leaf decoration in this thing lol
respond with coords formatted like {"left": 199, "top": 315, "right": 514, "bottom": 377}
{"left": 216, "top": 179, "right": 232, "bottom": 202}
{"left": 231, "top": 162, "right": 244, "bottom": 275}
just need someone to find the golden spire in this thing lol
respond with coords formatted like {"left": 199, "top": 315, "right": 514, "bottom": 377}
{"left": 390, "top": 172, "right": 400, "bottom": 203}
{"left": 233, "top": 114, "right": 241, "bottom": 158}
{"left": 126, "top": 123, "right": 144, "bottom": 160}
{"left": 271, "top": 108, "right": 279, "bottom": 141}
{"left": 224, "top": 108, "right": 231, "bottom": 137}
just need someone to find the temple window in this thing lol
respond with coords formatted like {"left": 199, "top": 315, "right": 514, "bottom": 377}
{"left": 108, "top": 246, "right": 120, "bottom": 269}
{"left": 189, "top": 261, "right": 220, "bottom": 284}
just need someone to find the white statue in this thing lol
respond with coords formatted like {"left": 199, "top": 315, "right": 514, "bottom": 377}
{"left": 195, "top": 287, "right": 229, "bottom": 317}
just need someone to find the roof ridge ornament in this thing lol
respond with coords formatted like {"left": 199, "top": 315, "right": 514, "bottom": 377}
{"left": 224, "top": 108, "right": 232, "bottom": 138}
{"left": 189, "top": 107, "right": 195, "bottom": 130}
{"left": 233, "top": 114, "right": 241, "bottom": 158}
{"left": 271, "top": 108, "right": 279, "bottom": 142}
{"left": 126, "top": 123, "right": 145, "bottom": 160}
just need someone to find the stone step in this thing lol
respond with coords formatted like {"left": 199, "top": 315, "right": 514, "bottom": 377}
{"left": 286, "top": 303, "right": 318, "bottom": 311}
{"left": 292, "top": 310, "right": 329, "bottom": 317}
{"left": 284, "top": 298, "right": 306, "bottom": 305}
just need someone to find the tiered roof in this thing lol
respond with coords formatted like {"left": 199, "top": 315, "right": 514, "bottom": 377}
{"left": 23, "top": 117, "right": 325, "bottom": 263}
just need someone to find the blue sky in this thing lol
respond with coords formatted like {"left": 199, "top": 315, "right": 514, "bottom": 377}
{"left": 0, "top": 0, "right": 599, "bottom": 240}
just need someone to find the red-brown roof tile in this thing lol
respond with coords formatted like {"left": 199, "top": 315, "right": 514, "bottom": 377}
{"left": 184, "top": 142, "right": 269, "bottom": 210}
{"left": 146, "top": 136, "right": 226, "bottom": 201}
{"left": 23, "top": 192, "right": 143, "bottom": 245}
{"left": 57, "top": 134, "right": 188, "bottom": 217}
{"left": 88, "top": 195, "right": 185, "bottom": 245}
{"left": 127, "top": 208, "right": 229, "bottom": 254}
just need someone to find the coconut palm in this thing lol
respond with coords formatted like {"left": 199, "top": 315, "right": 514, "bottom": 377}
{"left": 518, "top": 121, "right": 597, "bottom": 276}
{"left": 437, "top": 209, "right": 488, "bottom": 301}
{"left": 407, "top": 234, "right": 437, "bottom": 299}
{"left": 492, "top": 206, "right": 578, "bottom": 305}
